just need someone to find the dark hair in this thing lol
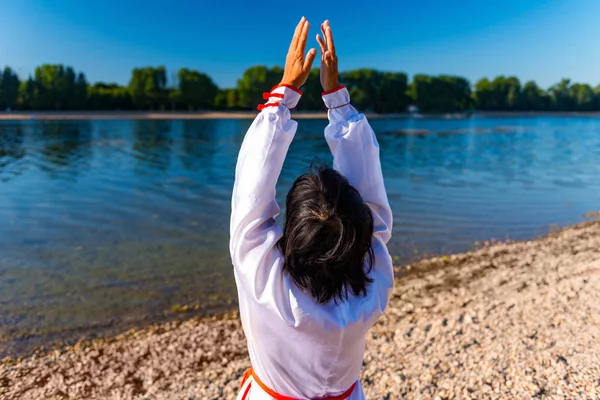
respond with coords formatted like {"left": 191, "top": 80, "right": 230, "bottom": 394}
{"left": 278, "top": 164, "right": 375, "bottom": 304}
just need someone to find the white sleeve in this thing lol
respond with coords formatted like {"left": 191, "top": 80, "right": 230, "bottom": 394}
{"left": 230, "top": 85, "right": 301, "bottom": 297}
{"left": 322, "top": 86, "right": 394, "bottom": 295}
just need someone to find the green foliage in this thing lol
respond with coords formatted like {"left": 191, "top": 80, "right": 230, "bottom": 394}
{"left": 340, "top": 69, "right": 410, "bottom": 113}
{"left": 341, "top": 69, "right": 380, "bottom": 111}
{"left": 297, "top": 68, "right": 322, "bottom": 111}
{"left": 214, "top": 89, "right": 239, "bottom": 110}
{"left": 0, "top": 67, "right": 20, "bottom": 110}
{"left": 177, "top": 68, "right": 218, "bottom": 110}
{"left": 87, "top": 83, "right": 133, "bottom": 110}
{"left": 473, "top": 76, "right": 600, "bottom": 112}
{"left": 27, "top": 65, "right": 88, "bottom": 110}
{"left": 129, "top": 67, "right": 167, "bottom": 110}
{"left": 522, "top": 81, "right": 549, "bottom": 111}
{"left": 474, "top": 76, "right": 522, "bottom": 111}
{"left": 548, "top": 79, "right": 573, "bottom": 111}
{"left": 378, "top": 72, "right": 410, "bottom": 113}
{"left": 168, "top": 89, "right": 182, "bottom": 110}
{"left": 569, "top": 83, "right": 595, "bottom": 111}
{"left": 236, "top": 66, "right": 283, "bottom": 109}
{"left": 17, "top": 78, "right": 35, "bottom": 110}
{"left": 409, "top": 74, "right": 472, "bottom": 113}
{"left": 3, "top": 62, "right": 600, "bottom": 113}
{"left": 225, "top": 89, "right": 239, "bottom": 109}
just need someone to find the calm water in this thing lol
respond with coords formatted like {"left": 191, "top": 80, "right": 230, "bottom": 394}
{"left": 1, "top": 116, "right": 599, "bottom": 355}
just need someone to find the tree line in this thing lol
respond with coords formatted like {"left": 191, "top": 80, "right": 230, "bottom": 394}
{"left": 1, "top": 64, "right": 600, "bottom": 113}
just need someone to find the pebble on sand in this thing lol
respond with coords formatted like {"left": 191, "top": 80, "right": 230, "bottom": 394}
{"left": 1, "top": 221, "right": 600, "bottom": 399}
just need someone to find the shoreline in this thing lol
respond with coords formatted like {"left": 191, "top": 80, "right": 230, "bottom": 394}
{"left": 2, "top": 219, "right": 599, "bottom": 399}
{"left": 3, "top": 110, "right": 600, "bottom": 121}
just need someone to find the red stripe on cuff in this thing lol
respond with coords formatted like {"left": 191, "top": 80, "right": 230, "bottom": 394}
{"left": 263, "top": 92, "right": 284, "bottom": 100}
{"left": 321, "top": 85, "right": 346, "bottom": 96}
{"left": 257, "top": 102, "right": 281, "bottom": 111}
{"left": 273, "top": 84, "right": 303, "bottom": 95}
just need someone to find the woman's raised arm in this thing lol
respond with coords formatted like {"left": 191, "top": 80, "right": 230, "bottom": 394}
{"left": 318, "top": 21, "right": 394, "bottom": 300}
{"left": 230, "top": 17, "right": 317, "bottom": 294}
{"left": 317, "top": 21, "right": 393, "bottom": 245}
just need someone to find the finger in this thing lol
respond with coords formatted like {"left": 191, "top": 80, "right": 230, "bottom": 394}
{"left": 324, "top": 50, "right": 333, "bottom": 66}
{"left": 325, "top": 23, "right": 336, "bottom": 55}
{"left": 304, "top": 48, "right": 317, "bottom": 71}
{"left": 290, "top": 16, "right": 306, "bottom": 51}
{"left": 298, "top": 20, "right": 310, "bottom": 53}
{"left": 316, "top": 34, "right": 326, "bottom": 54}
{"left": 321, "top": 23, "right": 329, "bottom": 52}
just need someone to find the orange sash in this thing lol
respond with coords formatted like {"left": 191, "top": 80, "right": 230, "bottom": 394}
{"left": 240, "top": 368, "right": 357, "bottom": 400}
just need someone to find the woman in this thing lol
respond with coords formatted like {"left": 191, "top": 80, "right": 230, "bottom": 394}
{"left": 230, "top": 17, "right": 393, "bottom": 400}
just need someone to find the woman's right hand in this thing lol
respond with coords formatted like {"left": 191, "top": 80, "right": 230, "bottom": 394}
{"left": 279, "top": 17, "right": 317, "bottom": 90}
{"left": 316, "top": 20, "right": 340, "bottom": 92}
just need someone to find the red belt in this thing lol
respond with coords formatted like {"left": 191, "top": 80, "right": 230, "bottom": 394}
{"left": 240, "top": 368, "right": 357, "bottom": 400}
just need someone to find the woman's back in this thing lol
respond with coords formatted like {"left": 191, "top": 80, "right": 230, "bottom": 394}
{"left": 236, "top": 234, "right": 392, "bottom": 398}
{"left": 230, "top": 18, "right": 393, "bottom": 400}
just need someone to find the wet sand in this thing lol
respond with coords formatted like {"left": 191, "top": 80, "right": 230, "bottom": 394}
{"left": 3, "top": 110, "right": 600, "bottom": 121}
{"left": 1, "top": 220, "right": 599, "bottom": 399}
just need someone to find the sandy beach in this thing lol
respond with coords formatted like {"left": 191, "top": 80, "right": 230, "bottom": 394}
{"left": 1, "top": 219, "right": 600, "bottom": 399}
{"left": 3, "top": 110, "right": 600, "bottom": 121}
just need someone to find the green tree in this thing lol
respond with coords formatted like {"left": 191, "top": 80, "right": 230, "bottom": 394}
{"left": 442, "top": 75, "right": 472, "bottom": 111}
{"left": 225, "top": 89, "right": 239, "bottom": 109}
{"left": 214, "top": 89, "right": 239, "bottom": 109}
{"left": 297, "top": 68, "right": 322, "bottom": 111}
{"left": 340, "top": 69, "right": 380, "bottom": 111}
{"left": 338, "top": 69, "right": 409, "bottom": 113}
{"left": 0, "top": 67, "right": 21, "bottom": 110}
{"left": 548, "top": 79, "right": 574, "bottom": 111}
{"left": 521, "top": 81, "right": 548, "bottom": 111}
{"left": 33, "top": 65, "right": 58, "bottom": 109}
{"left": 473, "top": 76, "right": 522, "bottom": 111}
{"left": 177, "top": 68, "right": 218, "bottom": 110}
{"left": 168, "top": 89, "right": 182, "bottom": 110}
{"left": 7, "top": 62, "right": 600, "bottom": 114}
{"left": 236, "top": 66, "right": 283, "bottom": 109}
{"left": 377, "top": 72, "right": 409, "bottom": 113}
{"left": 73, "top": 72, "right": 88, "bottom": 110}
{"left": 505, "top": 77, "right": 523, "bottom": 110}
{"left": 29, "top": 65, "right": 88, "bottom": 110}
{"left": 87, "top": 83, "right": 133, "bottom": 110}
{"left": 129, "top": 67, "right": 168, "bottom": 110}
{"left": 18, "top": 77, "right": 36, "bottom": 110}
{"left": 473, "top": 78, "right": 492, "bottom": 110}
{"left": 409, "top": 74, "right": 472, "bottom": 113}
{"left": 214, "top": 89, "right": 227, "bottom": 109}
{"left": 570, "top": 83, "right": 595, "bottom": 111}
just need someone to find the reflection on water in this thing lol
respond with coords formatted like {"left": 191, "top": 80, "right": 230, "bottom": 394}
{"left": 133, "top": 120, "right": 173, "bottom": 172}
{"left": 39, "top": 121, "right": 93, "bottom": 177}
{"left": 1, "top": 116, "right": 600, "bottom": 356}
{"left": 0, "top": 125, "right": 25, "bottom": 181}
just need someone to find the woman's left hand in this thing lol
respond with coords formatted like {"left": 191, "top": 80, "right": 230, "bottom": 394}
{"left": 279, "top": 17, "right": 317, "bottom": 90}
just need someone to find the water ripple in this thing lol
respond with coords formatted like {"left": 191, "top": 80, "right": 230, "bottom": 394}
{"left": 1, "top": 116, "right": 599, "bottom": 356}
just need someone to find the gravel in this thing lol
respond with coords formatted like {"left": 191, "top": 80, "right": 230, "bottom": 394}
{"left": 2, "top": 221, "right": 599, "bottom": 399}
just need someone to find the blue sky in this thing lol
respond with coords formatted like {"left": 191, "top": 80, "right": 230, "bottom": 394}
{"left": 1, "top": 0, "right": 599, "bottom": 89}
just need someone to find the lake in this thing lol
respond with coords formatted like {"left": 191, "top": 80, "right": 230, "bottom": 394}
{"left": 1, "top": 116, "right": 599, "bottom": 356}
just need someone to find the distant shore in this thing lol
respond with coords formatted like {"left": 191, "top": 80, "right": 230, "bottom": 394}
{"left": 3, "top": 110, "right": 600, "bottom": 121}
{"left": 2, "top": 219, "right": 599, "bottom": 399}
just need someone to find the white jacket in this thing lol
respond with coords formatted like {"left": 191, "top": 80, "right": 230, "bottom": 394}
{"left": 230, "top": 85, "right": 393, "bottom": 400}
